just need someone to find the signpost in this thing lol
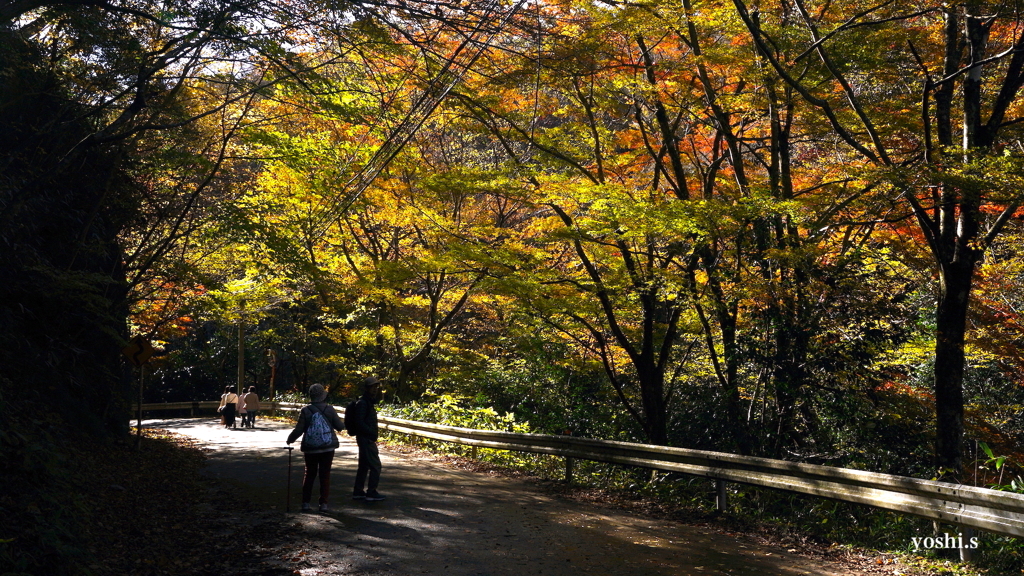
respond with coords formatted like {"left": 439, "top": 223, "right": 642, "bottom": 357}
{"left": 122, "top": 336, "right": 155, "bottom": 449}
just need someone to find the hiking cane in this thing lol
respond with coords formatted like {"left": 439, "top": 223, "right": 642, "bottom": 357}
{"left": 283, "top": 446, "right": 294, "bottom": 512}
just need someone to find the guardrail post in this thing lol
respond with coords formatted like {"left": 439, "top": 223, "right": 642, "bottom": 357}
{"left": 471, "top": 446, "right": 478, "bottom": 460}
{"left": 191, "top": 402, "right": 198, "bottom": 417}
{"left": 565, "top": 457, "right": 575, "bottom": 484}
{"left": 716, "top": 479, "right": 727, "bottom": 512}
{"left": 960, "top": 528, "right": 975, "bottom": 562}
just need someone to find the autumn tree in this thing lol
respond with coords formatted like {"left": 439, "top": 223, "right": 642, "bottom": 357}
{"left": 421, "top": 0, "right": 916, "bottom": 456}
{"left": 728, "top": 0, "right": 1024, "bottom": 476}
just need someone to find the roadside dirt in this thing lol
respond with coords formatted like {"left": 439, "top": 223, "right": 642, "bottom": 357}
{"left": 143, "top": 417, "right": 920, "bottom": 576}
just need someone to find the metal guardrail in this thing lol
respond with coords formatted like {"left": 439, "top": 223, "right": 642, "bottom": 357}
{"left": 136, "top": 402, "right": 1024, "bottom": 539}
{"left": 378, "top": 418, "right": 1024, "bottom": 539}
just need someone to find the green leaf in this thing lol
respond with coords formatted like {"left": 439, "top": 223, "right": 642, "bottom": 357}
{"left": 979, "top": 441, "right": 995, "bottom": 459}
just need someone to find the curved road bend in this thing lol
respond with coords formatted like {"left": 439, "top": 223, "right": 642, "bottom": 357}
{"left": 144, "top": 418, "right": 867, "bottom": 576}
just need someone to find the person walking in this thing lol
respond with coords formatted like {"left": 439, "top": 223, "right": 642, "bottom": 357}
{"left": 237, "top": 398, "right": 246, "bottom": 428}
{"left": 217, "top": 386, "right": 239, "bottom": 429}
{"left": 286, "top": 383, "right": 345, "bottom": 512}
{"left": 242, "top": 386, "right": 260, "bottom": 428}
{"left": 350, "top": 376, "right": 384, "bottom": 501}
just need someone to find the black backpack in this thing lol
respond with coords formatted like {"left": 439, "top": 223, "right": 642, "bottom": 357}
{"left": 343, "top": 399, "right": 360, "bottom": 436}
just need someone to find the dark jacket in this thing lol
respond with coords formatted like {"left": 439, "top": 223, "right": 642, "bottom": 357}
{"left": 349, "top": 396, "right": 378, "bottom": 441}
{"left": 287, "top": 402, "right": 345, "bottom": 452}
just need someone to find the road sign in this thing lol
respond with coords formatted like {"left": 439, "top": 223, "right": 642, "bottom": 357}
{"left": 122, "top": 335, "right": 155, "bottom": 366}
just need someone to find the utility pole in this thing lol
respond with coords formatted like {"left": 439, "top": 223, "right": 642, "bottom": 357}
{"left": 237, "top": 299, "right": 246, "bottom": 394}
{"left": 267, "top": 348, "right": 278, "bottom": 417}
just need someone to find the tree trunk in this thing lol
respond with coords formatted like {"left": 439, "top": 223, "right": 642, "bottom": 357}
{"left": 933, "top": 257, "right": 976, "bottom": 476}
{"left": 706, "top": 273, "right": 752, "bottom": 454}
{"left": 771, "top": 295, "right": 811, "bottom": 457}
{"left": 237, "top": 318, "right": 245, "bottom": 394}
{"left": 637, "top": 361, "right": 668, "bottom": 446}
{"left": 931, "top": 2, "right": 986, "bottom": 478}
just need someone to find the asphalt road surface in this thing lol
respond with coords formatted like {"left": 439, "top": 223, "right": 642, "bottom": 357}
{"left": 144, "top": 417, "right": 867, "bottom": 576}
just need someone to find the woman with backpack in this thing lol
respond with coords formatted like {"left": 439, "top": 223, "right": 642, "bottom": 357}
{"left": 286, "top": 383, "right": 345, "bottom": 512}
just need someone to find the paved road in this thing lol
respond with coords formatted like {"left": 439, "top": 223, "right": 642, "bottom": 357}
{"left": 145, "top": 417, "right": 866, "bottom": 576}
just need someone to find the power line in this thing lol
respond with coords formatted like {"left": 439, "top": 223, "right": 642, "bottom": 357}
{"left": 312, "top": 0, "right": 530, "bottom": 234}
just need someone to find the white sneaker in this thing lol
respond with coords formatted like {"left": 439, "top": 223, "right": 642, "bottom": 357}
{"left": 319, "top": 504, "right": 329, "bottom": 513}
{"left": 301, "top": 503, "right": 311, "bottom": 511}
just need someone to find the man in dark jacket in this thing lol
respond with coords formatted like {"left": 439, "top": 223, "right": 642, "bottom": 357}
{"left": 350, "top": 376, "right": 384, "bottom": 501}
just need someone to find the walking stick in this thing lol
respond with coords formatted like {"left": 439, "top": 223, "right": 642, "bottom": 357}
{"left": 283, "top": 446, "right": 294, "bottom": 512}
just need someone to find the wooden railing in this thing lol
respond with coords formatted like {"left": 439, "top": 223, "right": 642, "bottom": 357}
{"left": 136, "top": 402, "right": 1024, "bottom": 539}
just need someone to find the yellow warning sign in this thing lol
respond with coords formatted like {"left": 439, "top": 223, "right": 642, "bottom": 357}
{"left": 122, "top": 335, "right": 154, "bottom": 366}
